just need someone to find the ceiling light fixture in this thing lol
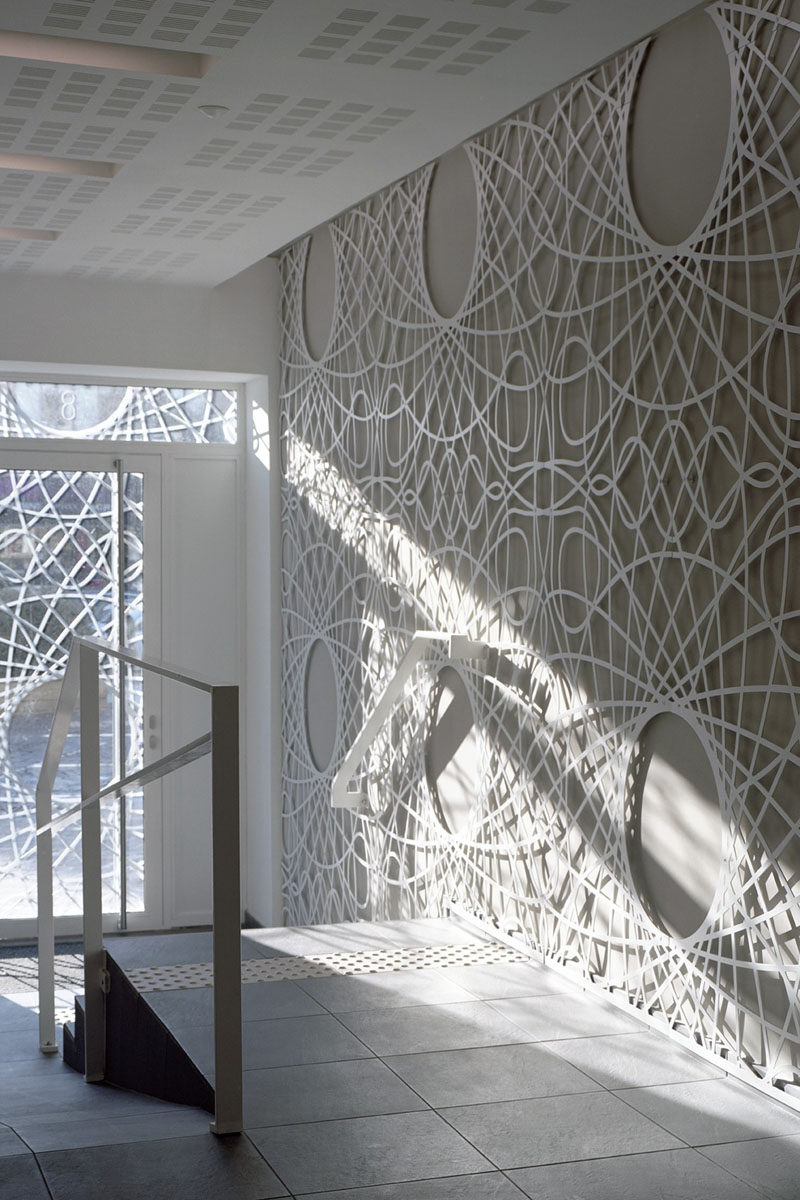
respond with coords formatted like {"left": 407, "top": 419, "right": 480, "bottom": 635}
{"left": 198, "top": 105, "right": 230, "bottom": 119}
{"left": 0, "top": 153, "right": 120, "bottom": 179}
{"left": 0, "top": 31, "right": 215, "bottom": 78}
{"left": 0, "top": 227, "right": 58, "bottom": 241}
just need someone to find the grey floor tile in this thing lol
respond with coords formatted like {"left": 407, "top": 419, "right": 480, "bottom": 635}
{"left": 363, "top": 918, "right": 494, "bottom": 949}
{"left": 337, "top": 1001, "right": 536, "bottom": 1057}
{"left": 244, "top": 924, "right": 392, "bottom": 958}
{"left": 0, "top": 994, "right": 39, "bottom": 1032}
{"left": 178, "top": 1012, "right": 374, "bottom": 1075}
{"left": 39, "top": 1132, "right": 288, "bottom": 1199}
{"left": 0, "top": 1153, "right": 52, "bottom": 1200}
{"left": 143, "top": 979, "right": 324, "bottom": 1029}
{"left": 549, "top": 1030, "right": 724, "bottom": 1089}
{"left": 702, "top": 1131, "right": 800, "bottom": 1199}
{"left": 14, "top": 1101, "right": 210, "bottom": 1151}
{"left": 384, "top": 1041, "right": 601, "bottom": 1107}
{"left": 509, "top": 1147, "right": 764, "bottom": 1199}
{"left": 443, "top": 1091, "right": 682, "bottom": 1169}
{"left": 616, "top": 1077, "right": 800, "bottom": 1147}
{"left": 437, "top": 961, "right": 570, "bottom": 1001}
{"left": 0, "top": 1024, "right": 45, "bottom": 1062}
{"left": 298, "top": 1171, "right": 527, "bottom": 1199}
{"left": 243, "top": 1057, "right": 426, "bottom": 1126}
{"left": 105, "top": 932, "right": 265, "bottom": 969}
{"left": 0, "top": 1125, "right": 29, "bottom": 1157}
{"left": 242, "top": 980, "right": 327, "bottom": 1021}
{"left": 0, "top": 1056, "right": 203, "bottom": 1121}
{"left": 491, "top": 991, "right": 643, "bottom": 1041}
{"left": 296, "top": 968, "right": 475, "bottom": 1013}
{"left": 244, "top": 918, "right": 490, "bottom": 959}
{"left": 249, "top": 1110, "right": 491, "bottom": 1194}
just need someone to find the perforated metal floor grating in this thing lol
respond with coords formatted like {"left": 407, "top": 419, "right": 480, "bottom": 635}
{"left": 125, "top": 940, "right": 529, "bottom": 992}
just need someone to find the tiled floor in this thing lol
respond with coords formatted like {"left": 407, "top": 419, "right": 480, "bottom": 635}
{"left": 2, "top": 918, "right": 800, "bottom": 1198}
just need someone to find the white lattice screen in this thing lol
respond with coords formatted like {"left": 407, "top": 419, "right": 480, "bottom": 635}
{"left": 280, "top": 0, "right": 800, "bottom": 1092}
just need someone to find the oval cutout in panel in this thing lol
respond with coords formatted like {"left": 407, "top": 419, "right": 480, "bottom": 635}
{"left": 424, "top": 147, "right": 478, "bottom": 318}
{"left": 426, "top": 665, "right": 479, "bottom": 834}
{"left": 304, "top": 638, "right": 338, "bottom": 771}
{"left": 627, "top": 712, "right": 724, "bottom": 939}
{"left": 628, "top": 11, "right": 731, "bottom": 246}
{"left": 303, "top": 225, "right": 336, "bottom": 361}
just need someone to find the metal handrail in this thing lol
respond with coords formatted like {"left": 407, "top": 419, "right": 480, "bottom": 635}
{"left": 35, "top": 635, "right": 242, "bottom": 1136}
{"left": 331, "top": 632, "right": 488, "bottom": 811}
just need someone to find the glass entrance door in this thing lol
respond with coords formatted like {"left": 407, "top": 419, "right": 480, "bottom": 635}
{"left": 0, "top": 451, "right": 161, "bottom": 937}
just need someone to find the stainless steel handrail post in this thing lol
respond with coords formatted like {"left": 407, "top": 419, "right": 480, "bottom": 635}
{"left": 35, "top": 766, "right": 56, "bottom": 1055}
{"left": 80, "top": 641, "right": 105, "bottom": 1082}
{"left": 209, "top": 684, "right": 243, "bottom": 1135}
{"left": 36, "top": 636, "right": 242, "bottom": 1131}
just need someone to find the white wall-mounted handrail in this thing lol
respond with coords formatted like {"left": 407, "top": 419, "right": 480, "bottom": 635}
{"left": 35, "top": 635, "right": 242, "bottom": 1136}
{"left": 331, "top": 632, "right": 488, "bottom": 811}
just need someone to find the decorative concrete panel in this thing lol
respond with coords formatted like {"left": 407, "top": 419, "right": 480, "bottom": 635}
{"left": 280, "top": 0, "right": 800, "bottom": 1091}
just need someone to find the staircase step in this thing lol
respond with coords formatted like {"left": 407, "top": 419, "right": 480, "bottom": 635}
{"left": 104, "top": 953, "right": 214, "bottom": 1112}
{"left": 60, "top": 952, "right": 213, "bottom": 1113}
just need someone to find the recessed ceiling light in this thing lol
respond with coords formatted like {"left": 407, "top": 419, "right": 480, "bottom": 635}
{"left": 0, "top": 31, "right": 214, "bottom": 78}
{"left": 0, "top": 153, "right": 119, "bottom": 179}
{"left": 198, "top": 105, "right": 230, "bottom": 119}
{"left": 0, "top": 228, "right": 58, "bottom": 241}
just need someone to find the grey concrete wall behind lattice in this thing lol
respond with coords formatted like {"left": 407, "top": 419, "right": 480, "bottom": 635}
{"left": 279, "top": 1, "right": 800, "bottom": 1091}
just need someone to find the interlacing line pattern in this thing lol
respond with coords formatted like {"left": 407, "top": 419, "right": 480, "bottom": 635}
{"left": 281, "top": 0, "right": 800, "bottom": 1088}
{"left": 0, "top": 470, "right": 144, "bottom": 918}
{"left": 0, "top": 383, "right": 236, "bottom": 444}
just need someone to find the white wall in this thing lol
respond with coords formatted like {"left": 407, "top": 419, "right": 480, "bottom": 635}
{"left": 0, "top": 258, "right": 277, "bottom": 380}
{"left": 0, "top": 253, "right": 284, "bottom": 929}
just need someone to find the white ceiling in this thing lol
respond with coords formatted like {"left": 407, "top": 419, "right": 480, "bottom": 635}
{"left": 0, "top": 0, "right": 703, "bottom": 287}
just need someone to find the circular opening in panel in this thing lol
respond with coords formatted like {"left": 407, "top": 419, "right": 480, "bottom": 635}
{"left": 626, "top": 711, "right": 724, "bottom": 939}
{"left": 303, "top": 225, "right": 336, "bottom": 361}
{"left": 424, "top": 147, "right": 478, "bottom": 318}
{"left": 304, "top": 638, "right": 338, "bottom": 771}
{"left": 628, "top": 10, "right": 731, "bottom": 246}
{"left": 426, "top": 665, "right": 479, "bottom": 833}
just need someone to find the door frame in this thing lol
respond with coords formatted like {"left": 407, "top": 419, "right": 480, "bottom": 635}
{"left": 0, "top": 444, "right": 164, "bottom": 940}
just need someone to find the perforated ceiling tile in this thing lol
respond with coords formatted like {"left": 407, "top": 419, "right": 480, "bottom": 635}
{"left": 142, "top": 82, "right": 199, "bottom": 122}
{"left": 110, "top": 129, "right": 157, "bottom": 160}
{"left": 186, "top": 137, "right": 237, "bottom": 167}
{"left": 43, "top": 1, "right": 94, "bottom": 32}
{"left": 26, "top": 121, "right": 70, "bottom": 153}
{"left": 227, "top": 93, "right": 288, "bottom": 132}
{"left": 96, "top": 77, "right": 154, "bottom": 119}
{"left": 68, "top": 124, "right": 116, "bottom": 155}
{"left": 51, "top": 71, "right": 105, "bottom": 114}
{"left": 440, "top": 24, "right": 528, "bottom": 73}
{"left": 527, "top": 0, "right": 570, "bottom": 11}
{"left": 299, "top": 8, "right": 381, "bottom": 60}
{"left": 204, "top": 219, "right": 243, "bottom": 239}
{"left": 110, "top": 186, "right": 281, "bottom": 240}
{"left": 225, "top": 140, "right": 276, "bottom": 169}
{"left": 347, "top": 108, "right": 414, "bottom": 142}
{"left": 260, "top": 145, "right": 314, "bottom": 173}
{"left": 99, "top": 0, "right": 156, "bottom": 37}
{"left": 240, "top": 194, "right": 281, "bottom": 216}
{"left": 6, "top": 66, "right": 57, "bottom": 110}
{"left": 267, "top": 99, "right": 330, "bottom": 136}
{"left": 202, "top": 0, "right": 274, "bottom": 49}
{"left": 296, "top": 148, "right": 353, "bottom": 176}
{"left": 298, "top": 10, "right": 528, "bottom": 74}
{"left": 0, "top": 119, "right": 26, "bottom": 150}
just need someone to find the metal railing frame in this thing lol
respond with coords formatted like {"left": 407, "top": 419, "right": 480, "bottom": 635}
{"left": 331, "top": 632, "right": 488, "bottom": 811}
{"left": 35, "top": 635, "right": 242, "bottom": 1136}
